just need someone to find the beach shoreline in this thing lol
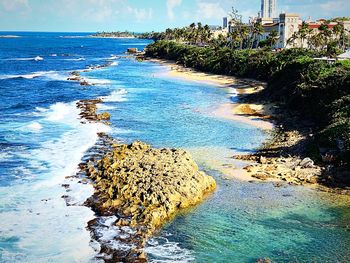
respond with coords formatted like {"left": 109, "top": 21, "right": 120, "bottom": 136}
{"left": 149, "top": 58, "right": 275, "bottom": 131}
{"left": 141, "top": 57, "right": 350, "bottom": 194}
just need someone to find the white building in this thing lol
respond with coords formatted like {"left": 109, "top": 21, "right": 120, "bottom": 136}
{"left": 261, "top": 0, "right": 276, "bottom": 19}
{"left": 277, "top": 13, "right": 301, "bottom": 48}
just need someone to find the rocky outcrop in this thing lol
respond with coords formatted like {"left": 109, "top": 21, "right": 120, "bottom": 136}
{"left": 72, "top": 83, "right": 216, "bottom": 261}
{"left": 80, "top": 139, "right": 216, "bottom": 262}
{"left": 67, "top": 71, "right": 94, "bottom": 86}
{"left": 127, "top": 48, "right": 139, "bottom": 54}
{"left": 97, "top": 112, "right": 111, "bottom": 121}
{"left": 241, "top": 155, "right": 322, "bottom": 185}
{"left": 67, "top": 62, "right": 114, "bottom": 85}
{"left": 76, "top": 99, "right": 110, "bottom": 125}
{"left": 84, "top": 141, "right": 216, "bottom": 236}
{"left": 256, "top": 258, "right": 273, "bottom": 263}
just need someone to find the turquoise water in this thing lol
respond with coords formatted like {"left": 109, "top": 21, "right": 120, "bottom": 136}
{"left": 146, "top": 178, "right": 350, "bottom": 262}
{"left": 0, "top": 34, "right": 349, "bottom": 262}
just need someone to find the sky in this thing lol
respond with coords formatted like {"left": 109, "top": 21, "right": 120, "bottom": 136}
{"left": 0, "top": 0, "right": 349, "bottom": 32}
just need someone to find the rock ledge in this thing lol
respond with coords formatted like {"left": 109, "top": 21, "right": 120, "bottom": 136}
{"left": 85, "top": 140, "right": 216, "bottom": 237}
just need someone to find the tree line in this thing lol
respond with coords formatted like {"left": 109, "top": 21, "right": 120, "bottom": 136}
{"left": 143, "top": 9, "right": 349, "bottom": 56}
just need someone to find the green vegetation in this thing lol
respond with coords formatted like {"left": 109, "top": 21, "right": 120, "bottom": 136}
{"left": 144, "top": 11, "right": 267, "bottom": 50}
{"left": 141, "top": 22, "right": 213, "bottom": 44}
{"left": 227, "top": 8, "right": 265, "bottom": 49}
{"left": 145, "top": 40, "right": 350, "bottom": 166}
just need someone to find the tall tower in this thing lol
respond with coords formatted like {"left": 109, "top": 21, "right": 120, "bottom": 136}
{"left": 261, "top": 0, "right": 276, "bottom": 18}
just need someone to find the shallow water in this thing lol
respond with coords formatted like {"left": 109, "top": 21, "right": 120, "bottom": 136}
{"left": 146, "top": 177, "right": 350, "bottom": 262}
{"left": 0, "top": 32, "right": 349, "bottom": 262}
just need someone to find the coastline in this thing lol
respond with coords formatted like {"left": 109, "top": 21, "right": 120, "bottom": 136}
{"left": 142, "top": 57, "right": 350, "bottom": 194}
{"left": 89, "top": 36, "right": 136, "bottom": 39}
{"left": 149, "top": 58, "right": 274, "bottom": 131}
{"left": 3, "top": 33, "right": 350, "bottom": 263}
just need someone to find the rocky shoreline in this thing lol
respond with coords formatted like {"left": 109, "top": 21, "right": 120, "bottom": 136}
{"left": 234, "top": 92, "right": 350, "bottom": 195}
{"left": 138, "top": 54, "right": 350, "bottom": 195}
{"left": 83, "top": 140, "right": 216, "bottom": 262}
{"left": 84, "top": 140, "right": 216, "bottom": 232}
{"left": 73, "top": 94, "right": 216, "bottom": 262}
{"left": 67, "top": 60, "right": 119, "bottom": 86}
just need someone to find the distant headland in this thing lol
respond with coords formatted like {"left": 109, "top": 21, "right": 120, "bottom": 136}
{"left": 90, "top": 31, "right": 154, "bottom": 39}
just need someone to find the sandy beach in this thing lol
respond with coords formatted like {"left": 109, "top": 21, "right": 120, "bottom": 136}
{"left": 150, "top": 58, "right": 274, "bottom": 131}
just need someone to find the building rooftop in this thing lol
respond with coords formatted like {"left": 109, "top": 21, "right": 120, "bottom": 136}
{"left": 263, "top": 23, "right": 279, "bottom": 27}
{"left": 280, "top": 13, "right": 300, "bottom": 17}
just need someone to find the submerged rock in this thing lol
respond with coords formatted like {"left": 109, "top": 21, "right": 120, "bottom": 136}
{"left": 80, "top": 80, "right": 92, "bottom": 86}
{"left": 256, "top": 258, "right": 273, "bottom": 263}
{"left": 97, "top": 112, "right": 111, "bottom": 120}
{"left": 127, "top": 48, "right": 139, "bottom": 54}
{"left": 86, "top": 141, "right": 216, "bottom": 236}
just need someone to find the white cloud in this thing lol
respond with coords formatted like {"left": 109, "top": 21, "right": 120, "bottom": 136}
{"left": 126, "top": 6, "right": 153, "bottom": 22}
{"left": 320, "top": 1, "right": 345, "bottom": 12}
{"left": 196, "top": 1, "right": 226, "bottom": 20}
{"left": 167, "top": 0, "right": 182, "bottom": 20}
{"left": 135, "top": 8, "right": 153, "bottom": 22}
{"left": 55, "top": 0, "right": 152, "bottom": 23}
{"left": 280, "top": 0, "right": 350, "bottom": 20}
{"left": 1, "top": 0, "right": 30, "bottom": 12}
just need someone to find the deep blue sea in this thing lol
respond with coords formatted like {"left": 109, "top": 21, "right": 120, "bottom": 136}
{"left": 0, "top": 32, "right": 349, "bottom": 263}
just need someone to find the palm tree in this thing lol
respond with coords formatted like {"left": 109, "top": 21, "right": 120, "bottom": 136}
{"left": 308, "top": 34, "right": 322, "bottom": 50}
{"left": 197, "top": 22, "right": 204, "bottom": 45}
{"left": 203, "top": 24, "right": 212, "bottom": 44}
{"left": 251, "top": 22, "right": 264, "bottom": 48}
{"left": 240, "top": 25, "right": 250, "bottom": 49}
{"left": 228, "top": 28, "right": 241, "bottom": 49}
{"left": 267, "top": 30, "right": 279, "bottom": 48}
{"left": 164, "top": 28, "right": 174, "bottom": 40}
{"left": 332, "top": 22, "right": 344, "bottom": 49}
{"left": 287, "top": 31, "right": 299, "bottom": 48}
{"left": 228, "top": 7, "right": 245, "bottom": 49}
{"left": 299, "top": 21, "right": 312, "bottom": 48}
{"left": 317, "top": 22, "right": 332, "bottom": 50}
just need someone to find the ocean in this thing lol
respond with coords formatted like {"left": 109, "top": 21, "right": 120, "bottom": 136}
{"left": 0, "top": 32, "right": 349, "bottom": 262}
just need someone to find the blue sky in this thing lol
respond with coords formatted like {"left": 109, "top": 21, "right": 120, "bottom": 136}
{"left": 0, "top": 0, "right": 349, "bottom": 32}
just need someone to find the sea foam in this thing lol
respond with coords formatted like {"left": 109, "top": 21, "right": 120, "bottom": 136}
{"left": 83, "top": 78, "right": 111, "bottom": 85}
{"left": 44, "top": 102, "right": 81, "bottom": 122}
{"left": 102, "top": 88, "right": 128, "bottom": 102}
{"left": 63, "top": 58, "right": 85, "bottom": 61}
{"left": 8, "top": 56, "right": 44, "bottom": 61}
{"left": 0, "top": 99, "right": 112, "bottom": 262}
{"left": 27, "top": 122, "right": 43, "bottom": 131}
{"left": 0, "top": 71, "right": 67, "bottom": 81}
{"left": 145, "top": 236, "right": 195, "bottom": 262}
